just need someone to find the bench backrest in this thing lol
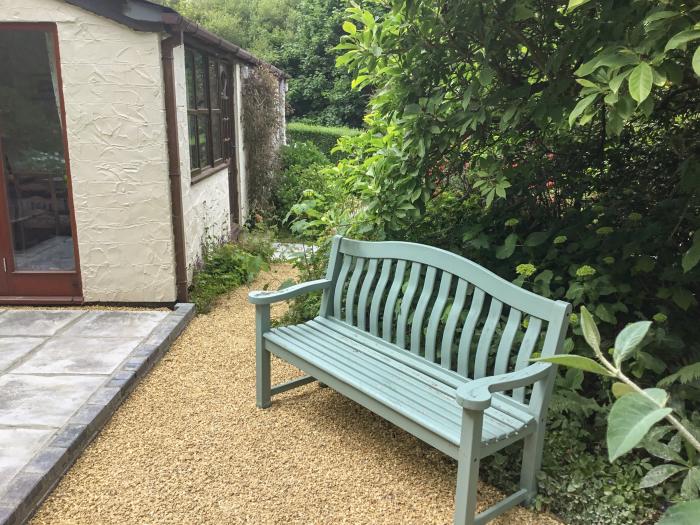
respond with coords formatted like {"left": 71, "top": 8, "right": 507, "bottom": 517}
{"left": 319, "top": 236, "right": 571, "bottom": 406}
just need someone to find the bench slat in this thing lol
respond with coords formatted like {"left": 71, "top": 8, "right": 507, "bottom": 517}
{"left": 494, "top": 308, "right": 523, "bottom": 376}
{"left": 345, "top": 257, "right": 366, "bottom": 326}
{"left": 382, "top": 260, "right": 406, "bottom": 342}
{"left": 369, "top": 259, "right": 392, "bottom": 336}
{"left": 357, "top": 258, "right": 378, "bottom": 331}
{"left": 396, "top": 262, "right": 423, "bottom": 349}
{"left": 513, "top": 317, "right": 544, "bottom": 402}
{"left": 474, "top": 298, "right": 504, "bottom": 379}
{"left": 457, "top": 288, "right": 485, "bottom": 376}
{"left": 440, "top": 279, "right": 469, "bottom": 370}
{"left": 333, "top": 254, "right": 353, "bottom": 318}
{"left": 410, "top": 266, "right": 437, "bottom": 355}
{"left": 425, "top": 272, "right": 454, "bottom": 363}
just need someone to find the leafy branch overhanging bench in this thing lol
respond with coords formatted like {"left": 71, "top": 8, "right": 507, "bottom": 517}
{"left": 249, "top": 236, "right": 571, "bottom": 525}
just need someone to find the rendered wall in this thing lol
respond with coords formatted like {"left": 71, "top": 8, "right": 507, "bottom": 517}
{"left": 172, "top": 44, "right": 233, "bottom": 281}
{"left": 0, "top": 0, "right": 177, "bottom": 302}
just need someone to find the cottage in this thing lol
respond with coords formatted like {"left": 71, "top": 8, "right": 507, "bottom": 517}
{"left": 0, "top": 0, "right": 286, "bottom": 304}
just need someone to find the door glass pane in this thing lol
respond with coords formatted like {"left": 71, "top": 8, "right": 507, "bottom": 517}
{"left": 198, "top": 115, "right": 210, "bottom": 168}
{"left": 0, "top": 29, "right": 75, "bottom": 271}
{"left": 185, "top": 50, "right": 196, "bottom": 109}
{"left": 209, "top": 60, "right": 219, "bottom": 110}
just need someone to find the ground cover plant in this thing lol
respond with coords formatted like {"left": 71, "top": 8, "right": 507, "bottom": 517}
{"left": 287, "top": 122, "right": 360, "bottom": 160}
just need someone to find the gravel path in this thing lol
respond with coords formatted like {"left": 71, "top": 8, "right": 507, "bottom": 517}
{"left": 32, "top": 264, "right": 563, "bottom": 525}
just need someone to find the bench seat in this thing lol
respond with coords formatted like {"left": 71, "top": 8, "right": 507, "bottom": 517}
{"left": 266, "top": 317, "right": 536, "bottom": 453}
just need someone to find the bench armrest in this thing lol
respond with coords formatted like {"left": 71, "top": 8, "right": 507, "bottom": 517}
{"left": 455, "top": 362, "right": 553, "bottom": 411}
{"left": 248, "top": 279, "right": 333, "bottom": 305}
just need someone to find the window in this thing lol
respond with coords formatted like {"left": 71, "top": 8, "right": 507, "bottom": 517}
{"left": 185, "top": 47, "right": 231, "bottom": 181}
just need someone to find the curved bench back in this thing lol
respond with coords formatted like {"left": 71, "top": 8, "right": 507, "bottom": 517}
{"left": 320, "top": 236, "right": 571, "bottom": 404}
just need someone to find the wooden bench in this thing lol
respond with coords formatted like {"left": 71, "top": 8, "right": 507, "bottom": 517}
{"left": 249, "top": 236, "right": 571, "bottom": 525}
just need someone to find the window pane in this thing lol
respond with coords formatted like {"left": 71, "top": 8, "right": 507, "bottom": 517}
{"left": 0, "top": 29, "right": 76, "bottom": 271}
{"left": 212, "top": 112, "right": 222, "bottom": 161}
{"left": 194, "top": 52, "right": 207, "bottom": 109}
{"left": 198, "top": 114, "right": 210, "bottom": 168}
{"left": 209, "top": 60, "right": 219, "bottom": 110}
{"left": 185, "top": 50, "right": 195, "bottom": 109}
{"left": 188, "top": 114, "right": 198, "bottom": 169}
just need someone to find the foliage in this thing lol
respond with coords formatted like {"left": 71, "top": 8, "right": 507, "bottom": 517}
{"left": 190, "top": 243, "right": 268, "bottom": 313}
{"left": 237, "top": 223, "right": 278, "bottom": 262}
{"left": 287, "top": 122, "right": 360, "bottom": 160}
{"left": 536, "top": 307, "right": 700, "bottom": 523}
{"left": 159, "top": 0, "right": 367, "bottom": 127}
{"left": 271, "top": 141, "right": 332, "bottom": 224}
{"left": 242, "top": 66, "right": 285, "bottom": 213}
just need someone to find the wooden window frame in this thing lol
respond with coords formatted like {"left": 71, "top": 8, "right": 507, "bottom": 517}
{"left": 185, "top": 45, "right": 231, "bottom": 184}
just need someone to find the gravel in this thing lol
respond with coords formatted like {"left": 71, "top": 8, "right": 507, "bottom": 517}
{"left": 31, "top": 264, "right": 563, "bottom": 525}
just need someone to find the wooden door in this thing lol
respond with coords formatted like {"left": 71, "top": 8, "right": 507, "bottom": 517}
{"left": 0, "top": 23, "right": 82, "bottom": 302}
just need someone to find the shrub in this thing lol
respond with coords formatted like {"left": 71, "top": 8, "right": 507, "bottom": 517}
{"left": 272, "top": 141, "right": 332, "bottom": 223}
{"left": 287, "top": 121, "right": 359, "bottom": 160}
{"left": 237, "top": 223, "right": 277, "bottom": 262}
{"left": 190, "top": 243, "right": 268, "bottom": 313}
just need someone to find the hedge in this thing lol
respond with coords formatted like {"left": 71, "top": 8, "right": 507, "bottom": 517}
{"left": 287, "top": 121, "right": 359, "bottom": 160}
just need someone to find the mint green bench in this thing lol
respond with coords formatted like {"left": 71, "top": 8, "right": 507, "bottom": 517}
{"left": 249, "top": 236, "right": 571, "bottom": 525}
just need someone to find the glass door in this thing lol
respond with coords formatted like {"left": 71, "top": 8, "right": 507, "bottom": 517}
{"left": 0, "top": 24, "right": 81, "bottom": 300}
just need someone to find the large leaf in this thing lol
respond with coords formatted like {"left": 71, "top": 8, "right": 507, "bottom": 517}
{"left": 532, "top": 355, "right": 613, "bottom": 377}
{"left": 694, "top": 47, "right": 700, "bottom": 77}
{"left": 613, "top": 320, "right": 652, "bottom": 366}
{"left": 628, "top": 63, "right": 653, "bottom": 104}
{"left": 682, "top": 231, "right": 700, "bottom": 272}
{"left": 566, "top": 0, "right": 591, "bottom": 12}
{"left": 580, "top": 306, "right": 601, "bottom": 353}
{"left": 657, "top": 500, "right": 700, "bottom": 525}
{"left": 495, "top": 233, "right": 517, "bottom": 259}
{"left": 607, "top": 391, "right": 672, "bottom": 461}
{"left": 569, "top": 93, "right": 598, "bottom": 127}
{"left": 639, "top": 464, "right": 686, "bottom": 488}
{"left": 665, "top": 30, "right": 700, "bottom": 52}
{"left": 524, "top": 231, "right": 549, "bottom": 247}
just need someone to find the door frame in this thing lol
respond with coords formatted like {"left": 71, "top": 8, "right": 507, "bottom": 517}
{"left": 0, "top": 22, "right": 82, "bottom": 303}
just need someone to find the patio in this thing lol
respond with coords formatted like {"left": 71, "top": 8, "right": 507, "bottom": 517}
{"left": 0, "top": 305, "right": 194, "bottom": 525}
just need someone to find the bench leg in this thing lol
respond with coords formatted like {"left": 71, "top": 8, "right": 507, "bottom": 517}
{"left": 255, "top": 305, "right": 271, "bottom": 409}
{"left": 520, "top": 427, "right": 545, "bottom": 502}
{"left": 454, "top": 410, "right": 483, "bottom": 525}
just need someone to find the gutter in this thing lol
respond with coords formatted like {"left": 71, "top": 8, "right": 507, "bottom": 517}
{"left": 161, "top": 32, "right": 189, "bottom": 302}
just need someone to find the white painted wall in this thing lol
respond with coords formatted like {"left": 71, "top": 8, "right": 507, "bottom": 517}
{"left": 172, "top": 43, "right": 232, "bottom": 281}
{"left": 0, "top": 0, "right": 177, "bottom": 302}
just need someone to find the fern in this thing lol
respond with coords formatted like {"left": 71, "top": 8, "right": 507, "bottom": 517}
{"left": 658, "top": 362, "right": 700, "bottom": 387}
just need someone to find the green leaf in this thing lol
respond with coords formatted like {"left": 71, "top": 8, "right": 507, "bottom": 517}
{"left": 569, "top": 93, "right": 598, "bottom": 127}
{"left": 682, "top": 231, "right": 700, "bottom": 272}
{"left": 607, "top": 392, "right": 673, "bottom": 461}
{"left": 612, "top": 382, "right": 634, "bottom": 398}
{"left": 566, "top": 0, "right": 591, "bottom": 13}
{"left": 657, "top": 500, "right": 700, "bottom": 525}
{"left": 532, "top": 355, "right": 614, "bottom": 377}
{"left": 665, "top": 30, "right": 700, "bottom": 52}
{"left": 613, "top": 321, "right": 652, "bottom": 367}
{"left": 496, "top": 233, "right": 518, "bottom": 259}
{"left": 628, "top": 63, "right": 653, "bottom": 104}
{"left": 342, "top": 21, "right": 357, "bottom": 35}
{"left": 609, "top": 70, "right": 632, "bottom": 94}
{"left": 639, "top": 464, "right": 687, "bottom": 489}
{"left": 672, "top": 287, "right": 696, "bottom": 311}
{"left": 694, "top": 47, "right": 700, "bottom": 77}
{"left": 643, "top": 11, "right": 678, "bottom": 25}
{"left": 580, "top": 306, "right": 601, "bottom": 353}
{"left": 524, "top": 231, "right": 549, "bottom": 247}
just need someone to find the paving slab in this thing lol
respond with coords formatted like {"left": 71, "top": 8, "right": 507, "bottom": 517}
{"left": 62, "top": 311, "right": 168, "bottom": 338}
{"left": 0, "top": 312, "right": 82, "bottom": 337}
{"left": 0, "top": 303, "right": 195, "bottom": 525}
{"left": 0, "top": 430, "right": 54, "bottom": 493}
{"left": 0, "top": 339, "right": 46, "bottom": 372}
{"left": 12, "top": 337, "right": 142, "bottom": 375}
{"left": 0, "top": 375, "right": 104, "bottom": 428}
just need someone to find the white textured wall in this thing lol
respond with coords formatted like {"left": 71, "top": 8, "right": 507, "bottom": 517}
{"left": 172, "top": 44, "right": 232, "bottom": 281}
{"left": 0, "top": 0, "right": 177, "bottom": 302}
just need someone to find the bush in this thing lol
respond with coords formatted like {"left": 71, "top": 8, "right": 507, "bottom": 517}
{"left": 287, "top": 121, "right": 359, "bottom": 160}
{"left": 237, "top": 223, "right": 278, "bottom": 262}
{"left": 190, "top": 243, "right": 268, "bottom": 313}
{"left": 271, "top": 142, "right": 332, "bottom": 224}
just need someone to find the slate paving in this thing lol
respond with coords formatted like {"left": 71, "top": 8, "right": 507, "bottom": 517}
{"left": 0, "top": 305, "right": 195, "bottom": 525}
